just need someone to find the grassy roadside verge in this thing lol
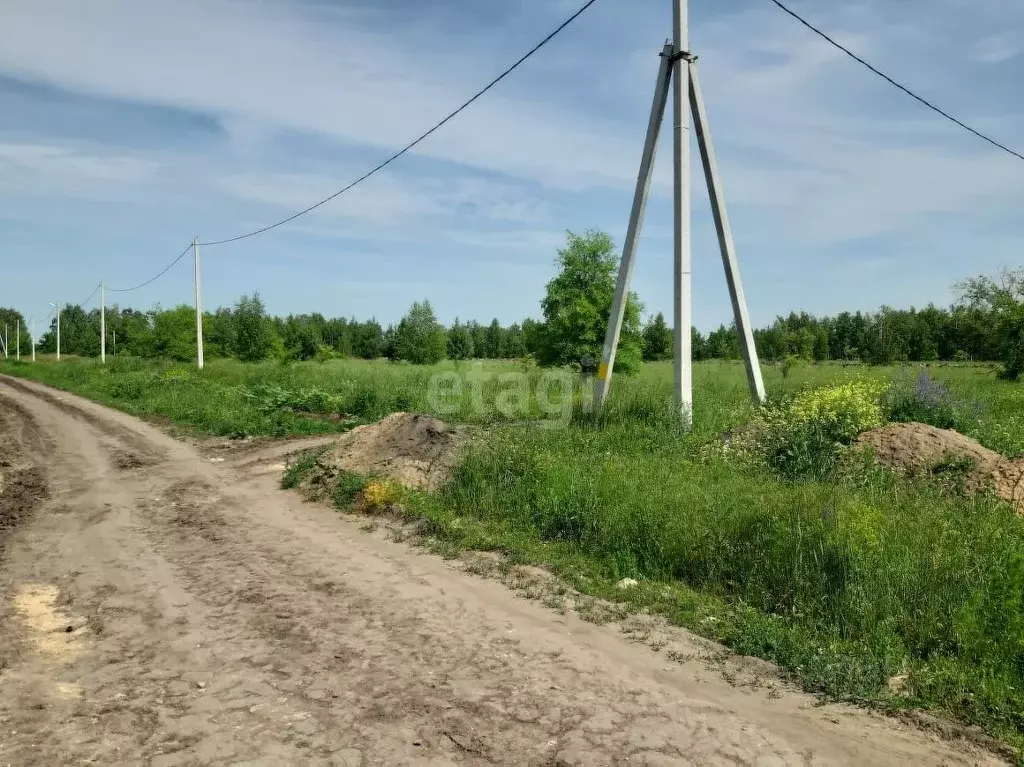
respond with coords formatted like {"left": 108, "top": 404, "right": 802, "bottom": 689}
{"left": 284, "top": 423, "right": 1024, "bottom": 759}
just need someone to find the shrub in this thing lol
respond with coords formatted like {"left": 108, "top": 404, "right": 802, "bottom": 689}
{"left": 734, "top": 380, "right": 888, "bottom": 480}
{"left": 360, "top": 479, "right": 402, "bottom": 511}
{"left": 883, "top": 370, "right": 980, "bottom": 431}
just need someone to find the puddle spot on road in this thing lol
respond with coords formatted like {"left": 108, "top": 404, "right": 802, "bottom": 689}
{"left": 14, "top": 583, "right": 85, "bottom": 662}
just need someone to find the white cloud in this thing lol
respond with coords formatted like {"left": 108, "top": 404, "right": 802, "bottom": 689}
{"left": 0, "top": 142, "right": 160, "bottom": 197}
{"left": 971, "top": 32, "right": 1023, "bottom": 64}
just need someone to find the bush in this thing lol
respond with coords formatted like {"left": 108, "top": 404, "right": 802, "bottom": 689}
{"left": 883, "top": 370, "right": 980, "bottom": 431}
{"left": 734, "top": 380, "right": 888, "bottom": 480}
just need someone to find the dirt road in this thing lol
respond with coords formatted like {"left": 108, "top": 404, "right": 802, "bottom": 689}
{"left": 0, "top": 376, "right": 1005, "bottom": 765}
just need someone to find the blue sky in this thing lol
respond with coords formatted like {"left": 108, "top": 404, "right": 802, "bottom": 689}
{"left": 0, "top": 0, "right": 1021, "bottom": 330}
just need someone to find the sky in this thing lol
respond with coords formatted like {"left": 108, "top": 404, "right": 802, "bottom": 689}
{"left": 0, "top": 0, "right": 1021, "bottom": 331}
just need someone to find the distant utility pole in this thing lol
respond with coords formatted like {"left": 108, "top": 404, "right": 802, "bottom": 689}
{"left": 193, "top": 237, "right": 204, "bottom": 370}
{"left": 31, "top": 317, "right": 35, "bottom": 362}
{"left": 49, "top": 302, "right": 61, "bottom": 361}
{"left": 595, "top": 0, "right": 765, "bottom": 427}
{"left": 112, "top": 330, "right": 116, "bottom": 358}
{"left": 16, "top": 320, "right": 19, "bottom": 360}
{"left": 2, "top": 323, "right": 7, "bottom": 359}
{"left": 100, "top": 281, "right": 106, "bottom": 363}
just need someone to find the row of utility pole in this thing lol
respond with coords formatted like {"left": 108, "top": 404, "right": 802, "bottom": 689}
{"left": 1, "top": 320, "right": 34, "bottom": 362}
{"left": 10, "top": 237, "right": 200, "bottom": 369}
{"left": 11, "top": 0, "right": 761, "bottom": 430}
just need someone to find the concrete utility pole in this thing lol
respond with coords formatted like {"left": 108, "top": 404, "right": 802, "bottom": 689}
{"left": 596, "top": 0, "right": 765, "bottom": 427}
{"left": 31, "top": 318, "right": 35, "bottom": 362}
{"left": 49, "top": 302, "right": 60, "bottom": 361}
{"left": 16, "top": 320, "right": 19, "bottom": 360}
{"left": 101, "top": 281, "right": 106, "bottom": 363}
{"left": 671, "top": 0, "right": 693, "bottom": 426}
{"left": 193, "top": 237, "right": 204, "bottom": 370}
{"left": 594, "top": 43, "right": 672, "bottom": 407}
{"left": 689, "top": 64, "right": 765, "bottom": 402}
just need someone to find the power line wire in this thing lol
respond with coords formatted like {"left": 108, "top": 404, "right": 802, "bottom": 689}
{"left": 199, "top": 0, "right": 601, "bottom": 247}
{"left": 76, "top": 282, "right": 102, "bottom": 309}
{"left": 765, "top": 0, "right": 1024, "bottom": 162}
{"left": 108, "top": 243, "right": 193, "bottom": 293}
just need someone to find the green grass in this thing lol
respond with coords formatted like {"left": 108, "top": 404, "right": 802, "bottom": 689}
{"left": 5, "top": 354, "right": 1024, "bottom": 753}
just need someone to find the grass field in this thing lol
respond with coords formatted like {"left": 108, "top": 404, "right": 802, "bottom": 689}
{"left": 4, "top": 355, "right": 1024, "bottom": 751}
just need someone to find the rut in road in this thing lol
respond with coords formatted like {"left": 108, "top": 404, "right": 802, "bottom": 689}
{"left": 0, "top": 375, "right": 1007, "bottom": 765}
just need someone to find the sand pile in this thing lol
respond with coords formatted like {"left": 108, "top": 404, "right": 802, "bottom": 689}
{"left": 855, "top": 422, "right": 1024, "bottom": 509}
{"left": 318, "top": 412, "right": 467, "bottom": 491}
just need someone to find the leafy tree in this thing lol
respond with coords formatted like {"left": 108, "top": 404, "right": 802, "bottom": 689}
{"left": 537, "top": 230, "right": 642, "bottom": 373}
{"left": 642, "top": 312, "right": 673, "bottom": 361}
{"left": 382, "top": 324, "right": 398, "bottom": 360}
{"left": 282, "top": 315, "right": 322, "bottom": 361}
{"left": 152, "top": 305, "right": 196, "bottom": 361}
{"left": 447, "top": 319, "right": 474, "bottom": 360}
{"left": 484, "top": 318, "right": 505, "bottom": 358}
{"left": 959, "top": 269, "right": 1024, "bottom": 380}
{"left": 705, "top": 324, "right": 740, "bottom": 360}
{"left": 394, "top": 300, "right": 447, "bottom": 364}
{"left": 691, "top": 327, "right": 708, "bottom": 361}
{"left": 204, "top": 308, "right": 234, "bottom": 358}
{"left": 504, "top": 323, "right": 527, "bottom": 358}
{"left": 468, "top": 321, "right": 488, "bottom": 359}
{"left": 322, "top": 317, "right": 352, "bottom": 356}
{"left": 352, "top": 319, "right": 384, "bottom": 359}
{"left": 521, "top": 318, "right": 543, "bottom": 356}
{"left": 231, "top": 293, "right": 274, "bottom": 362}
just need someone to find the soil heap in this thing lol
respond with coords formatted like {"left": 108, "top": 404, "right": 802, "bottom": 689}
{"left": 318, "top": 412, "right": 466, "bottom": 491}
{"left": 855, "top": 422, "right": 1024, "bottom": 510}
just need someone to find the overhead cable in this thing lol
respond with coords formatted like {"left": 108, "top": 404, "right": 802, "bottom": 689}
{"left": 108, "top": 243, "right": 193, "bottom": 293}
{"left": 198, "top": 0, "right": 601, "bottom": 246}
{"left": 766, "top": 0, "right": 1024, "bottom": 162}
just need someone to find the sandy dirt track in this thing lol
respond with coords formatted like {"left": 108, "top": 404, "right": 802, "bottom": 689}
{"left": 0, "top": 375, "right": 1005, "bottom": 765}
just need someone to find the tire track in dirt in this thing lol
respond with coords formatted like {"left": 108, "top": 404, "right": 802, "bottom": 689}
{"left": 0, "top": 377, "right": 1010, "bottom": 766}
{"left": 0, "top": 393, "right": 50, "bottom": 561}
{"left": 0, "top": 374, "right": 165, "bottom": 467}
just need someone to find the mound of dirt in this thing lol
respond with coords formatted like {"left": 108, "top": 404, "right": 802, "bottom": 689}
{"left": 855, "top": 422, "right": 1024, "bottom": 509}
{"left": 318, "top": 412, "right": 467, "bottom": 491}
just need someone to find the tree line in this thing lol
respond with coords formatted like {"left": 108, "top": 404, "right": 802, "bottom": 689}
{"left": 3, "top": 231, "right": 1021, "bottom": 379}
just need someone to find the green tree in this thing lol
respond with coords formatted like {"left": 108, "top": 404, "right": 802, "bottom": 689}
{"left": 641, "top": 312, "right": 673, "bottom": 361}
{"left": 282, "top": 315, "right": 322, "bottom": 361}
{"left": 203, "top": 308, "right": 234, "bottom": 358}
{"left": 691, "top": 327, "right": 708, "bottom": 361}
{"left": 705, "top": 324, "right": 740, "bottom": 359}
{"left": 959, "top": 269, "right": 1024, "bottom": 380}
{"left": 152, "top": 305, "right": 196, "bottom": 361}
{"left": 447, "top": 319, "right": 474, "bottom": 360}
{"left": 394, "top": 300, "right": 447, "bottom": 364}
{"left": 231, "top": 293, "right": 274, "bottom": 362}
{"left": 468, "top": 321, "right": 488, "bottom": 359}
{"left": 484, "top": 318, "right": 505, "bottom": 358}
{"left": 382, "top": 324, "right": 398, "bottom": 360}
{"left": 352, "top": 319, "right": 384, "bottom": 359}
{"left": 504, "top": 323, "right": 527, "bottom": 358}
{"left": 521, "top": 318, "right": 543, "bottom": 356}
{"left": 537, "top": 230, "right": 642, "bottom": 373}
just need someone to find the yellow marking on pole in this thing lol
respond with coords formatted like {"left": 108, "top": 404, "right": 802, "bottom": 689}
{"left": 598, "top": 362, "right": 608, "bottom": 380}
